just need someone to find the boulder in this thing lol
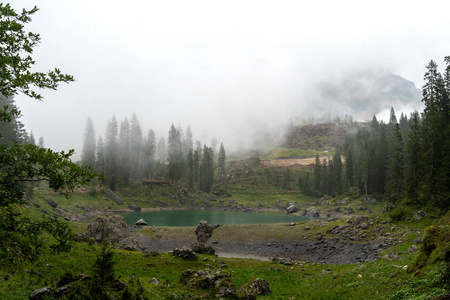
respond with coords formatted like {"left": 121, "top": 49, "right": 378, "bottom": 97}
{"left": 414, "top": 210, "right": 426, "bottom": 220}
{"left": 28, "top": 287, "right": 52, "bottom": 299}
{"left": 105, "top": 189, "right": 123, "bottom": 204}
{"left": 173, "top": 247, "right": 198, "bottom": 260}
{"left": 180, "top": 269, "right": 237, "bottom": 299}
{"left": 135, "top": 218, "right": 148, "bottom": 226}
{"left": 44, "top": 197, "right": 57, "bottom": 208}
{"left": 300, "top": 208, "right": 307, "bottom": 216}
{"left": 286, "top": 205, "right": 299, "bottom": 214}
{"left": 306, "top": 208, "right": 320, "bottom": 218}
{"left": 195, "top": 220, "right": 220, "bottom": 243}
{"left": 239, "top": 278, "right": 271, "bottom": 300}
{"left": 128, "top": 204, "right": 141, "bottom": 211}
{"left": 85, "top": 215, "right": 129, "bottom": 243}
{"left": 191, "top": 242, "right": 215, "bottom": 255}
{"left": 149, "top": 278, "right": 159, "bottom": 285}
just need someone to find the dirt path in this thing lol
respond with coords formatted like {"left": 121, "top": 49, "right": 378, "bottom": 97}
{"left": 261, "top": 156, "right": 332, "bottom": 168}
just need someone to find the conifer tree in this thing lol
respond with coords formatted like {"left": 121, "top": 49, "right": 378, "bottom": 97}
{"left": 105, "top": 115, "right": 119, "bottom": 187}
{"left": 142, "top": 129, "right": 156, "bottom": 179}
{"left": 118, "top": 117, "right": 131, "bottom": 181}
{"left": 405, "top": 111, "right": 424, "bottom": 204}
{"left": 218, "top": 142, "right": 226, "bottom": 181}
{"left": 333, "top": 151, "right": 343, "bottom": 195}
{"left": 313, "top": 154, "right": 321, "bottom": 194}
{"left": 199, "top": 145, "right": 214, "bottom": 192}
{"left": 187, "top": 148, "right": 194, "bottom": 189}
{"left": 386, "top": 123, "right": 405, "bottom": 202}
{"left": 95, "top": 136, "right": 105, "bottom": 175}
{"left": 81, "top": 116, "right": 96, "bottom": 168}
{"left": 167, "top": 124, "right": 183, "bottom": 180}
{"left": 129, "top": 113, "right": 142, "bottom": 178}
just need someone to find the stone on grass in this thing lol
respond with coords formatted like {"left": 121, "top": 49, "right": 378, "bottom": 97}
{"left": 239, "top": 278, "right": 271, "bottom": 300}
{"left": 85, "top": 215, "right": 129, "bottom": 243}
{"left": 28, "top": 287, "right": 52, "bottom": 299}
{"left": 173, "top": 247, "right": 198, "bottom": 260}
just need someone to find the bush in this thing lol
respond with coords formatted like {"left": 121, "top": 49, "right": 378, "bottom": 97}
{"left": 389, "top": 206, "right": 409, "bottom": 221}
{"left": 57, "top": 272, "right": 77, "bottom": 287}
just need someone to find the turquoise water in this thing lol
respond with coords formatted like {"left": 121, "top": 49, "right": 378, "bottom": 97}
{"left": 119, "top": 209, "right": 314, "bottom": 227}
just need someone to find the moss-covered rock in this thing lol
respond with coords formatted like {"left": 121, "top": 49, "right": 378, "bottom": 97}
{"left": 413, "top": 225, "right": 450, "bottom": 270}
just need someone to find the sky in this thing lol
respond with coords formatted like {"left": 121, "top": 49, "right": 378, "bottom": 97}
{"left": 9, "top": 0, "right": 450, "bottom": 159}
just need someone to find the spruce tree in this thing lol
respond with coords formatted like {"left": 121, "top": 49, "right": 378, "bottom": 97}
{"left": 313, "top": 154, "right": 321, "bottom": 194}
{"left": 218, "top": 142, "right": 226, "bottom": 181}
{"left": 95, "top": 136, "right": 105, "bottom": 175}
{"left": 129, "top": 113, "right": 143, "bottom": 178}
{"left": 386, "top": 123, "right": 405, "bottom": 202}
{"left": 81, "top": 116, "right": 96, "bottom": 168}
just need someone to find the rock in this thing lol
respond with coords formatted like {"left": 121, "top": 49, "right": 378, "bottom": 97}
{"left": 149, "top": 278, "right": 159, "bottom": 285}
{"left": 413, "top": 210, "right": 426, "bottom": 220}
{"left": 55, "top": 286, "right": 68, "bottom": 297}
{"left": 286, "top": 205, "right": 299, "bottom": 214}
{"left": 105, "top": 188, "right": 123, "bottom": 204}
{"left": 180, "top": 269, "right": 237, "bottom": 298}
{"left": 215, "top": 278, "right": 238, "bottom": 299}
{"left": 173, "top": 247, "right": 198, "bottom": 260}
{"left": 135, "top": 218, "right": 148, "bottom": 226}
{"left": 362, "top": 196, "right": 377, "bottom": 204}
{"left": 195, "top": 221, "right": 220, "bottom": 243}
{"left": 128, "top": 204, "right": 141, "bottom": 211}
{"left": 191, "top": 242, "right": 215, "bottom": 255}
{"left": 110, "top": 280, "right": 127, "bottom": 291}
{"left": 44, "top": 197, "right": 57, "bottom": 208}
{"left": 306, "top": 209, "right": 320, "bottom": 218}
{"left": 239, "top": 278, "right": 271, "bottom": 300}
{"left": 407, "top": 245, "right": 419, "bottom": 253}
{"left": 300, "top": 208, "right": 307, "bottom": 216}
{"left": 85, "top": 215, "right": 129, "bottom": 243}
{"left": 28, "top": 287, "right": 52, "bottom": 299}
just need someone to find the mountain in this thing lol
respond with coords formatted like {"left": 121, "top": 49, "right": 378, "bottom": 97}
{"left": 300, "top": 71, "right": 423, "bottom": 121}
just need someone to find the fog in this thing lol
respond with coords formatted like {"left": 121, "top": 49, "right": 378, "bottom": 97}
{"left": 11, "top": 0, "right": 450, "bottom": 158}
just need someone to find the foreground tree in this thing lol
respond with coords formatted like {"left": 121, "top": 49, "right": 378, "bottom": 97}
{"left": 0, "top": 4, "right": 97, "bottom": 267}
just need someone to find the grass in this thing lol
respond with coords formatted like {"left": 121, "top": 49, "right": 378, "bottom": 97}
{"left": 263, "top": 148, "right": 331, "bottom": 160}
{"left": 0, "top": 237, "right": 433, "bottom": 299}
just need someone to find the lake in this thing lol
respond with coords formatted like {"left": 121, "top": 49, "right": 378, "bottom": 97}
{"left": 119, "top": 209, "right": 315, "bottom": 227}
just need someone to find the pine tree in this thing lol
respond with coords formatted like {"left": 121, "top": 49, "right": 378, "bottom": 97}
{"left": 405, "top": 111, "right": 424, "bottom": 204}
{"left": 187, "top": 149, "right": 194, "bottom": 189}
{"left": 157, "top": 137, "right": 166, "bottom": 162}
{"left": 38, "top": 136, "right": 44, "bottom": 148}
{"left": 105, "top": 115, "right": 119, "bottom": 187}
{"left": 313, "top": 154, "right": 321, "bottom": 194}
{"left": 345, "top": 148, "right": 353, "bottom": 190}
{"left": 199, "top": 145, "right": 214, "bottom": 192}
{"left": 95, "top": 136, "right": 105, "bottom": 175}
{"left": 118, "top": 117, "right": 131, "bottom": 181}
{"left": 141, "top": 129, "right": 156, "bottom": 179}
{"left": 333, "top": 151, "right": 343, "bottom": 195}
{"left": 167, "top": 124, "right": 184, "bottom": 180}
{"left": 81, "top": 116, "right": 96, "bottom": 168}
{"left": 129, "top": 113, "right": 142, "bottom": 178}
{"left": 218, "top": 142, "right": 226, "bottom": 181}
{"left": 386, "top": 123, "right": 405, "bottom": 202}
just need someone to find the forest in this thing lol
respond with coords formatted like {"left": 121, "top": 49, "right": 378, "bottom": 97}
{"left": 1, "top": 3, "right": 450, "bottom": 299}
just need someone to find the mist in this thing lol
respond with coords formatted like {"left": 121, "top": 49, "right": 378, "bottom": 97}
{"left": 10, "top": 0, "right": 450, "bottom": 158}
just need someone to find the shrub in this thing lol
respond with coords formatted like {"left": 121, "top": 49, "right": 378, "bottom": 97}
{"left": 389, "top": 206, "right": 408, "bottom": 221}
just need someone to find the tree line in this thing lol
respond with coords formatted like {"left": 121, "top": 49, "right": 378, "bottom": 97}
{"left": 304, "top": 58, "right": 449, "bottom": 210}
{"left": 81, "top": 115, "right": 226, "bottom": 193}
